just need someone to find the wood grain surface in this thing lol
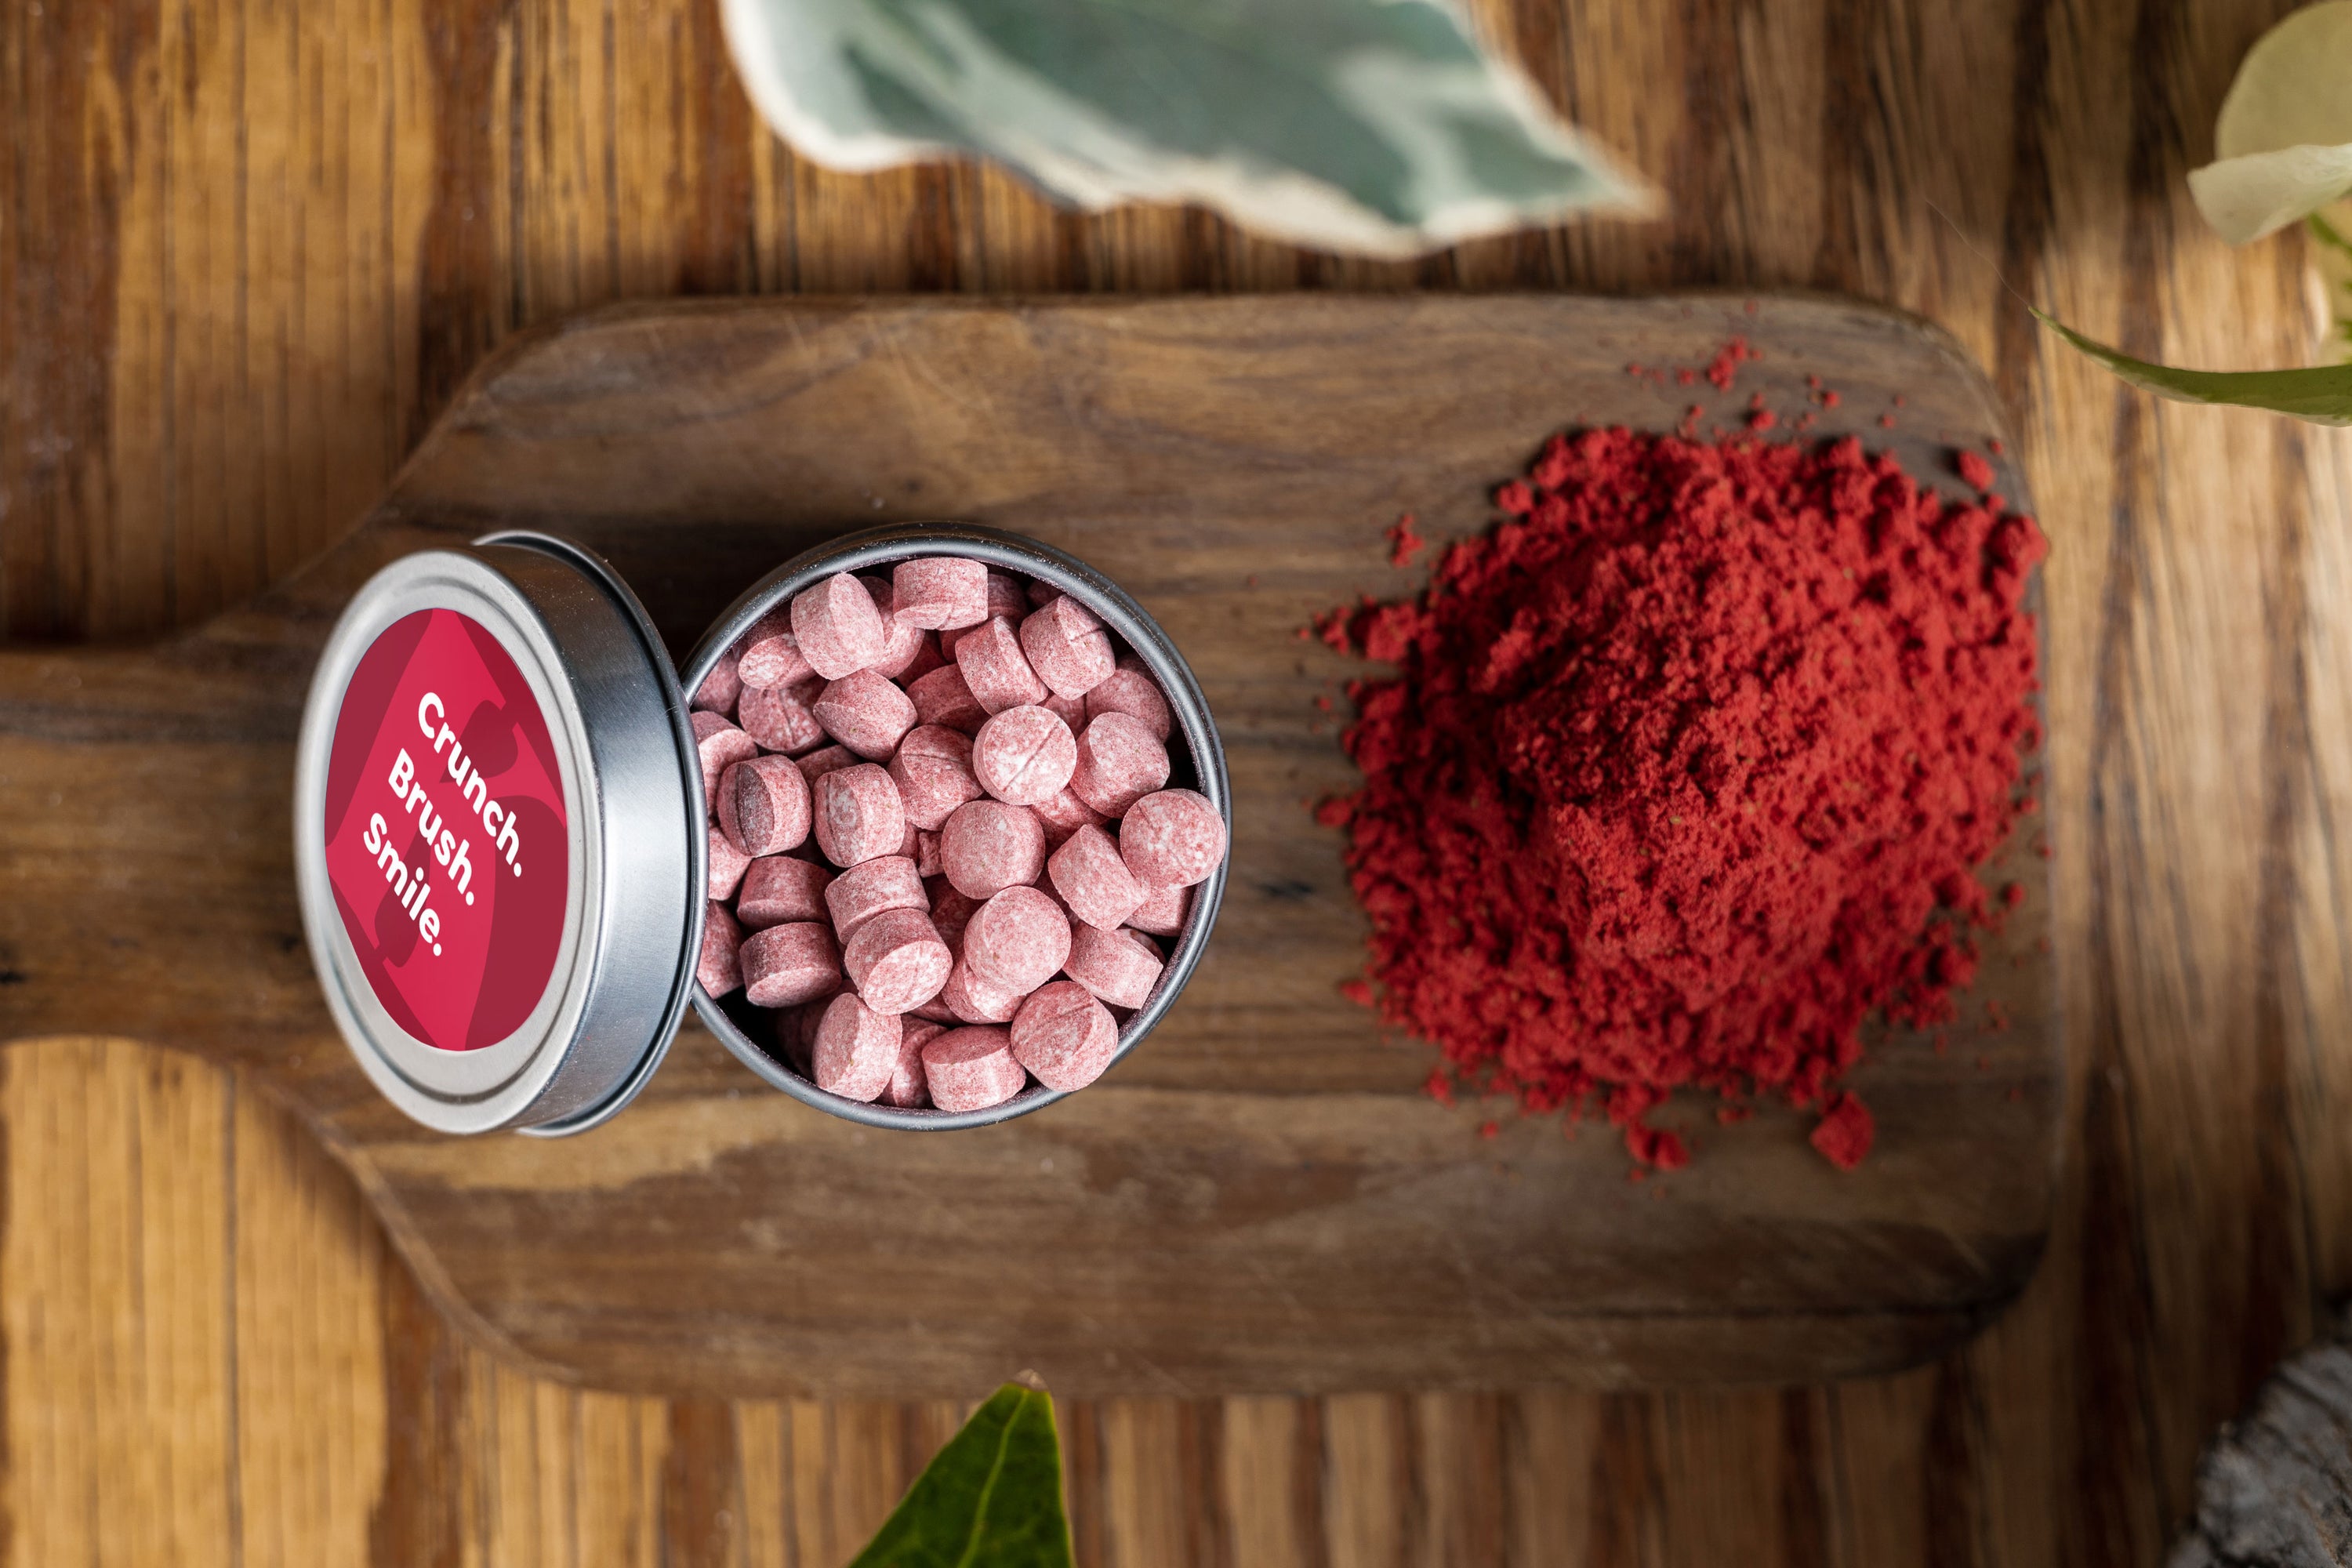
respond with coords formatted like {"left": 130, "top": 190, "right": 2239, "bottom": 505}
{"left": 0, "top": 291, "right": 2060, "bottom": 1396}
{"left": 0, "top": 0, "right": 2342, "bottom": 1562}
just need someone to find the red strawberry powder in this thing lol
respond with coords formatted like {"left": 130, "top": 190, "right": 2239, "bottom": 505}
{"left": 1316, "top": 426, "right": 2045, "bottom": 1168}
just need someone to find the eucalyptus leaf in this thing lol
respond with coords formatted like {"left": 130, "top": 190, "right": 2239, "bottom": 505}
{"left": 719, "top": 0, "right": 1657, "bottom": 258}
{"left": 848, "top": 1382, "right": 1073, "bottom": 1568}
{"left": 2033, "top": 309, "right": 2352, "bottom": 426}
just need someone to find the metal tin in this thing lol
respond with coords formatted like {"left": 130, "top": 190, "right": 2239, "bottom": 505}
{"left": 293, "top": 532, "right": 704, "bottom": 1135}
{"left": 680, "top": 522, "right": 1230, "bottom": 1131}
{"left": 296, "top": 521, "right": 1227, "bottom": 1136}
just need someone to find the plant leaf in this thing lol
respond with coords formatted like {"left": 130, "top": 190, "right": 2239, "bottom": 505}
{"left": 719, "top": 0, "right": 1657, "bottom": 259}
{"left": 2033, "top": 308, "right": 2352, "bottom": 426}
{"left": 2188, "top": 144, "right": 2352, "bottom": 247}
{"left": 848, "top": 1382, "right": 1073, "bottom": 1568}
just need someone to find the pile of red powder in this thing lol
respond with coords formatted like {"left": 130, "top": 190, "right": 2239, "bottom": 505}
{"left": 1317, "top": 427, "right": 2045, "bottom": 1170}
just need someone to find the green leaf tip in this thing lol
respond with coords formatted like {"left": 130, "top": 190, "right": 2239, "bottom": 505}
{"left": 848, "top": 1382, "right": 1073, "bottom": 1568}
{"left": 2032, "top": 307, "right": 2352, "bottom": 426}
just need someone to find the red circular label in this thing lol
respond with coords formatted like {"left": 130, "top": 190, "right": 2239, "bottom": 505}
{"left": 321, "top": 609, "right": 571, "bottom": 1051}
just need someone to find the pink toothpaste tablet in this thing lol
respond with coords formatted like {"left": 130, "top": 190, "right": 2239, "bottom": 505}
{"left": 1126, "top": 880, "right": 1190, "bottom": 938}
{"left": 694, "top": 654, "right": 742, "bottom": 717}
{"left": 921, "top": 1026, "right": 1028, "bottom": 1112}
{"left": 1030, "top": 786, "right": 1110, "bottom": 848}
{"left": 825, "top": 855, "right": 927, "bottom": 940}
{"left": 1069, "top": 713, "right": 1171, "bottom": 818}
{"left": 908, "top": 993, "right": 960, "bottom": 1026}
{"left": 741, "top": 922, "right": 844, "bottom": 1008}
{"left": 1119, "top": 788, "right": 1225, "bottom": 888}
{"left": 858, "top": 576, "right": 934, "bottom": 680}
{"left": 973, "top": 705, "right": 1078, "bottom": 807}
{"left": 1042, "top": 690, "right": 1087, "bottom": 735}
{"left": 812, "top": 668, "right": 919, "bottom": 760}
{"left": 880, "top": 1021, "right": 946, "bottom": 1108}
{"left": 985, "top": 572, "right": 1028, "bottom": 622}
{"left": 737, "top": 855, "right": 834, "bottom": 929}
{"left": 790, "top": 572, "right": 889, "bottom": 680}
{"left": 811, "top": 993, "right": 902, "bottom": 1102}
{"left": 888, "top": 724, "right": 984, "bottom": 831}
{"left": 906, "top": 664, "right": 989, "bottom": 735}
{"left": 938, "top": 800, "right": 1047, "bottom": 900}
{"left": 698, "top": 902, "right": 745, "bottom": 996}
{"left": 916, "top": 829, "right": 943, "bottom": 879}
{"left": 1018, "top": 595, "right": 1115, "bottom": 700}
{"left": 1011, "top": 981, "right": 1120, "bottom": 1091}
{"left": 797, "top": 745, "right": 857, "bottom": 786}
{"left": 735, "top": 610, "right": 812, "bottom": 691}
{"left": 812, "top": 764, "right": 907, "bottom": 868}
{"left": 891, "top": 557, "right": 989, "bottom": 631}
{"left": 1084, "top": 666, "right": 1172, "bottom": 742}
{"left": 708, "top": 826, "right": 750, "bottom": 902}
{"left": 739, "top": 678, "right": 828, "bottom": 755}
{"left": 692, "top": 711, "right": 760, "bottom": 801}
{"left": 962, "top": 885, "right": 1072, "bottom": 995}
{"left": 954, "top": 615, "right": 1050, "bottom": 714}
{"left": 844, "top": 906, "right": 954, "bottom": 1014}
{"left": 941, "top": 956, "right": 1021, "bottom": 1023}
{"left": 1047, "top": 825, "right": 1145, "bottom": 931}
{"left": 717, "top": 755, "right": 813, "bottom": 858}
{"left": 1064, "top": 924, "right": 1164, "bottom": 1009}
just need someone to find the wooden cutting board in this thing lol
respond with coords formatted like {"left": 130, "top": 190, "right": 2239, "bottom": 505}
{"left": 0, "top": 295, "right": 2056, "bottom": 1398}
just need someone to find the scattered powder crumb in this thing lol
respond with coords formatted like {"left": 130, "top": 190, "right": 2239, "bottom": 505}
{"left": 1820, "top": 389, "right": 1842, "bottom": 409}
{"left": 1957, "top": 449, "right": 1996, "bottom": 492}
{"left": 1339, "top": 977, "right": 1372, "bottom": 1006}
{"left": 2001, "top": 881, "right": 2026, "bottom": 908}
{"left": 1715, "top": 1104, "right": 1753, "bottom": 1125}
{"left": 1987, "top": 999, "right": 2010, "bottom": 1032}
{"left": 1704, "top": 337, "right": 1758, "bottom": 390}
{"left": 1748, "top": 408, "right": 1779, "bottom": 432}
{"left": 1425, "top": 1069, "right": 1456, "bottom": 1107}
{"left": 1879, "top": 414, "right": 1898, "bottom": 429}
{"left": 1677, "top": 368, "right": 1696, "bottom": 387}
{"left": 1988, "top": 438, "right": 2005, "bottom": 456}
{"left": 1385, "top": 514, "right": 1425, "bottom": 568}
{"left": 1479, "top": 1120, "right": 1500, "bottom": 1141}
{"left": 1809, "top": 1094, "right": 1875, "bottom": 1170}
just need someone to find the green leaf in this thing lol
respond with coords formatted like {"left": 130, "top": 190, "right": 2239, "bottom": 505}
{"left": 848, "top": 1382, "right": 1074, "bottom": 1568}
{"left": 720, "top": 0, "right": 1657, "bottom": 259}
{"left": 2032, "top": 308, "right": 2352, "bottom": 426}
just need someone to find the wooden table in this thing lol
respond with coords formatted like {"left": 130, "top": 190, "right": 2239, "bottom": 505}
{"left": 0, "top": 0, "right": 2338, "bottom": 1562}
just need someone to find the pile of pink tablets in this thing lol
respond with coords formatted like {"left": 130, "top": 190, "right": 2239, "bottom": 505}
{"left": 689, "top": 555, "right": 1227, "bottom": 1114}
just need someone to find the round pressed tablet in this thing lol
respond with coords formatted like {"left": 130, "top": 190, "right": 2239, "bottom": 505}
{"left": 927, "top": 882, "right": 981, "bottom": 948}
{"left": 1063, "top": 924, "right": 1164, "bottom": 1009}
{"left": 737, "top": 855, "right": 834, "bottom": 929}
{"left": 812, "top": 764, "right": 907, "bottom": 869}
{"left": 811, "top": 993, "right": 902, "bottom": 1102}
{"left": 1083, "top": 666, "right": 1173, "bottom": 742}
{"left": 735, "top": 610, "right": 811, "bottom": 691}
{"left": 708, "top": 826, "right": 750, "bottom": 901}
{"left": 1119, "top": 789, "right": 1226, "bottom": 888}
{"left": 811, "top": 668, "right": 918, "bottom": 760}
{"left": 880, "top": 1021, "right": 946, "bottom": 1107}
{"left": 896, "top": 817, "right": 920, "bottom": 860}
{"left": 1011, "top": 981, "right": 1120, "bottom": 1091}
{"left": 954, "top": 615, "right": 1050, "bottom": 714}
{"left": 692, "top": 711, "right": 760, "bottom": 801}
{"left": 962, "top": 885, "right": 1072, "bottom": 995}
{"left": 717, "top": 755, "right": 813, "bottom": 858}
{"left": 825, "top": 855, "right": 927, "bottom": 940}
{"left": 739, "top": 678, "right": 828, "bottom": 755}
{"left": 906, "top": 664, "right": 989, "bottom": 735}
{"left": 844, "top": 906, "right": 953, "bottom": 1014}
{"left": 791, "top": 572, "right": 889, "bottom": 680}
{"left": 697, "top": 902, "right": 745, "bottom": 996}
{"left": 887, "top": 724, "right": 984, "bottom": 831}
{"left": 1025, "top": 579, "right": 1063, "bottom": 609}
{"left": 915, "top": 829, "right": 942, "bottom": 880}
{"left": 898, "top": 633, "right": 947, "bottom": 686}
{"left": 984, "top": 572, "right": 1027, "bottom": 620}
{"left": 892, "top": 557, "right": 989, "bottom": 631}
{"left": 1069, "top": 713, "right": 1171, "bottom": 819}
{"left": 694, "top": 654, "right": 742, "bottom": 717}
{"left": 797, "top": 745, "right": 857, "bottom": 786}
{"left": 857, "top": 575, "right": 935, "bottom": 681}
{"left": 938, "top": 800, "right": 1047, "bottom": 900}
{"left": 973, "top": 705, "right": 1079, "bottom": 807}
{"left": 1018, "top": 595, "right": 1116, "bottom": 700}
{"left": 1126, "top": 880, "right": 1189, "bottom": 938}
{"left": 921, "top": 1026, "right": 1028, "bottom": 1112}
{"left": 741, "top": 922, "right": 844, "bottom": 1008}
{"left": 1047, "top": 824, "right": 1145, "bottom": 931}
{"left": 907, "top": 993, "right": 960, "bottom": 1026}
{"left": 941, "top": 954, "right": 1022, "bottom": 1023}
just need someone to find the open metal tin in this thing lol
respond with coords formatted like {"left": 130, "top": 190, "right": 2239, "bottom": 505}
{"left": 293, "top": 522, "right": 1227, "bottom": 1135}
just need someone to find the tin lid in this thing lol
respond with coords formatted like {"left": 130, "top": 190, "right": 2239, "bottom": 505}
{"left": 292, "top": 532, "right": 705, "bottom": 1136}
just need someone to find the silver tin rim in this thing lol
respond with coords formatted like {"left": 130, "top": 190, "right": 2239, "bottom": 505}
{"left": 681, "top": 522, "right": 1231, "bottom": 1130}
{"left": 293, "top": 532, "right": 704, "bottom": 1135}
